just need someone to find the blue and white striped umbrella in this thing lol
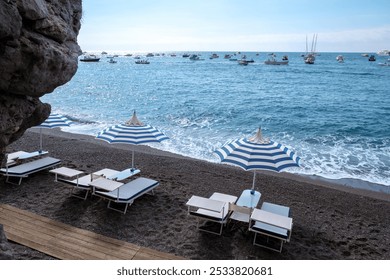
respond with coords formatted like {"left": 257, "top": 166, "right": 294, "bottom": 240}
{"left": 37, "top": 113, "right": 73, "bottom": 129}
{"left": 215, "top": 128, "right": 300, "bottom": 191}
{"left": 96, "top": 111, "right": 169, "bottom": 168}
{"left": 36, "top": 113, "right": 73, "bottom": 151}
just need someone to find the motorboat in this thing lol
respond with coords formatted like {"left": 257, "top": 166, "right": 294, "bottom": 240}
{"left": 378, "top": 58, "right": 390, "bottom": 66}
{"left": 264, "top": 54, "right": 288, "bottom": 65}
{"left": 182, "top": 53, "right": 190, "bottom": 58}
{"left": 108, "top": 58, "right": 117, "bottom": 63}
{"left": 189, "top": 54, "right": 204, "bottom": 61}
{"left": 238, "top": 60, "right": 249, "bottom": 66}
{"left": 135, "top": 59, "right": 150, "bottom": 64}
{"left": 304, "top": 34, "right": 318, "bottom": 64}
{"left": 336, "top": 55, "right": 344, "bottom": 63}
{"left": 377, "top": 50, "right": 390, "bottom": 56}
{"left": 224, "top": 54, "right": 232, "bottom": 59}
{"left": 209, "top": 53, "right": 219, "bottom": 59}
{"left": 304, "top": 53, "right": 315, "bottom": 64}
{"left": 368, "top": 55, "right": 376, "bottom": 61}
{"left": 80, "top": 54, "right": 100, "bottom": 62}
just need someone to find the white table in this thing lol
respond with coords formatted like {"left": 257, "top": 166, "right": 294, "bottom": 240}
{"left": 50, "top": 167, "right": 84, "bottom": 184}
{"left": 236, "top": 189, "right": 261, "bottom": 208}
{"left": 89, "top": 177, "right": 124, "bottom": 192}
{"left": 229, "top": 189, "right": 261, "bottom": 223}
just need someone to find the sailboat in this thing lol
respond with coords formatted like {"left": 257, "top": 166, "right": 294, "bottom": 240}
{"left": 304, "top": 34, "right": 318, "bottom": 64}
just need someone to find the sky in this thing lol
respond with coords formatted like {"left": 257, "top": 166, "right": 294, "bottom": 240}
{"left": 78, "top": 0, "right": 390, "bottom": 53}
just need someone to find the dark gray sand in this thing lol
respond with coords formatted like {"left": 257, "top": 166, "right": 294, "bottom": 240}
{"left": 1, "top": 129, "right": 389, "bottom": 260}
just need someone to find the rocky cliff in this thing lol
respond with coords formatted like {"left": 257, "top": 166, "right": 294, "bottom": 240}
{"left": 0, "top": 0, "right": 82, "bottom": 164}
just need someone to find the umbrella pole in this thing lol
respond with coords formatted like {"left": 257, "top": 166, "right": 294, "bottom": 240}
{"left": 131, "top": 150, "right": 135, "bottom": 169}
{"left": 251, "top": 172, "right": 256, "bottom": 194}
{"left": 39, "top": 128, "right": 43, "bottom": 153}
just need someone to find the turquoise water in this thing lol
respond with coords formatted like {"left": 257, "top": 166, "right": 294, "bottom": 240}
{"left": 41, "top": 52, "right": 390, "bottom": 192}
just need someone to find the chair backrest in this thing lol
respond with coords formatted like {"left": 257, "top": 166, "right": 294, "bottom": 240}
{"left": 229, "top": 203, "right": 252, "bottom": 215}
{"left": 91, "top": 173, "right": 104, "bottom": 181}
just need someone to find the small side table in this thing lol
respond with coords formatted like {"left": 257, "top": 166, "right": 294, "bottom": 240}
{"left": 50, "top": 167, "right": 84, "bottom": 184}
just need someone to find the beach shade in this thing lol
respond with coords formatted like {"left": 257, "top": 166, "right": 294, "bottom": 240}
{"left": 214, "top": 128, "right": 300, "bottom": 193}
{"left": 96, "top": 111, "right": 169, "bottom": 168}
{"left": 36, "top": 113, "right": 73, "bottom": 152}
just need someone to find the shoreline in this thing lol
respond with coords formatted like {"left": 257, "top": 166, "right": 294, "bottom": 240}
{"left": 2, "top": 128, "right": 390, "bottom": 260}
{"left": 29, "top": 128, "right": 390, "bottom": 201}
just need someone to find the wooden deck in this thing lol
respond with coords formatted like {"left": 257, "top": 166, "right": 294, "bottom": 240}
{"left": 0, "top": 204, "right": 183, "bottom": 260}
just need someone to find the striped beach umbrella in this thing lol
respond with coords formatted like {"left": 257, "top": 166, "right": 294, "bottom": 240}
{"left": 36, "top": 113, "right": 73, "bottom": 152}
{"left": 214, "top": 128, "right": 300, "bottom": 192}
{"left": 96, "top": 111, "right": 169, "bottom": 168}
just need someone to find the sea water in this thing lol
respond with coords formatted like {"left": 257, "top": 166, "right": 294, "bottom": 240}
{"left": 41, "top": 52, "right": 390, "bottom": 193}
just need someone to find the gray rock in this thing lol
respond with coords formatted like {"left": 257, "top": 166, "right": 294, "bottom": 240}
{"left": 0, "top": 225, "right": 14, "bottom": 260}
{"left": 0, "top": 0, "right": 82, "bottom": 163}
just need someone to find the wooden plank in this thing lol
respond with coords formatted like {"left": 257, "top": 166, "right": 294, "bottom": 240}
{"left": 0, "top": 207, "right": 138, "bottom": 259}
{"left": 0, "top": 204, "right": 183, "bottom": 260}
{"left": 0, "top": 204, "right": 140, "bottom": 252}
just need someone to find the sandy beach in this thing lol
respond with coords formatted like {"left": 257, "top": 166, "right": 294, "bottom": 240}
{"left": 1, "top": 128, "right": 389, "bottom": 260}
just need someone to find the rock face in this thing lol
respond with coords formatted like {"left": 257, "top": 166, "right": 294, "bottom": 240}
{"left": 0, "top": 0, "right": 82, "bottom": 162}
{"left": 0, "top": 225, "right": 13, "bottom": 259}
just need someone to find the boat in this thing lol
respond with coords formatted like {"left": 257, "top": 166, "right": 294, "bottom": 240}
{"left": 80, "top": 54, "right": 100, "bottom": 62}
{"left": 368, "top": 55, "right": 376, "bottom": 61}
{"left": 108, "top": 58, "right": 117, "bottom": 63}
{"left": 238, "top": 60, "right": 249, "bottom": 66}
{"left": 336, "top": 55, "right": 344, "bottom": 63}
{"left": 264, "top": 53, "right": 288, "bottom": 65}
{"left": 189, "top": 54, "right": 204, "bottom": 61}
{"left": 182, "top": 53, "right": 190, "bottom": 58}
{"left": 209, "top": 53, "right": 219, "bottom": 59}
{"left": 135, "top": 59, "right": 150, "bottom": 64}
{"left": 224, "top": 54, "right": 232, "bottom": 59}
{"left": 378, "top": 58, "right": 390, "bottom": 66}
{"left": 377, "top": 50, "right": 390, "bottom": 56}
{"left": 304, "top": 34, "right": 318, "bottom": 64}
{"left": 146, "top": 53, "right": 154, "bottom": 57}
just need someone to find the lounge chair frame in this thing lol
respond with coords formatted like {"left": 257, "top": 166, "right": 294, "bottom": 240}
{"left": 1, "top": 157, "right": 61, "bottom": 185}
{"left": 186, "top": 193, "right": 238, "bottom": 235}
{"left": 93, "top": 177, "right": 159, "bottom": 214}
{"left": 249, "top": 202, "right": 293, "bottom": 252}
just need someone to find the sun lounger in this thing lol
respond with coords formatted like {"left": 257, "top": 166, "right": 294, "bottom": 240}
{"left": 0, "top": 156, "right": 61, "bottom": 185}
{"left": 249, "top": 202, "right": 293, "bottom": 252}
{"left": 186, "top": 192, "right": 238, "bottom": 235}
{"left": 52, "top": 168, "right": 139, "bottom": 200}
{"left": 4, "top": 150, "right": 49, "bottom": 167}
{"left": 93, "top": 177, "right": 159, "bottom": 214}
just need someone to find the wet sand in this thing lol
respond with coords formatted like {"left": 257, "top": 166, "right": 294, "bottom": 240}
{"left": 1, "top": 129, "right": 389, "bottom": 260}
